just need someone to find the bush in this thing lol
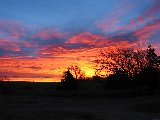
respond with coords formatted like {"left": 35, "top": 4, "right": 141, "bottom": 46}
{"left": 56, "top": 70, "right": 78, "bottom": 90}
{"left": 103, "top": 73, "right": 132, "bottom": 90}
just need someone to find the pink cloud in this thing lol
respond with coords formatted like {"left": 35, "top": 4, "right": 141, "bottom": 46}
{"left": 96, "top": 14, "right": 149, "bottom": 34}
{"left": 0, "top": 20, "right": 26, "bottom": 39}
{"left": 31, "top": 29, "right": 67, "bottom": 40}
{"left": 66, "top": 32, "right": 109, "bottom": 47}
{"left": 134, "top": 19, "right": 160, "bottom": 43}
{"left": 95, "top": 0, "right": 160, "bottom": 34}
{"left": 0, "top": 39, "right": 21, "bottom": 52}
{"left": 0, "top": 38, "right": 32, "bottom": 53}
{"left": 95, "top": 1, "right": 136, "bottom": 33}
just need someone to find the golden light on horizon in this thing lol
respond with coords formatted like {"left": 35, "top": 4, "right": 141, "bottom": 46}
{"left": 82, "top": 67, "right": 95, "bottom": 78}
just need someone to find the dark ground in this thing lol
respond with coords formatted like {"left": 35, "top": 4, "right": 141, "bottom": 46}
{"left": 0, "top": 81, "right": 160, "bottom": 120}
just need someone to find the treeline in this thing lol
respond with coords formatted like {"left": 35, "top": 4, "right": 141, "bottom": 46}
{"left": 57, "top": 45, "right": 160, "bottom": 93}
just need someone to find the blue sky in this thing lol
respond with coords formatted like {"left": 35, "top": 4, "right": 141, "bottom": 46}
{"left": 0, "top": 0, "right": 112, "bottom": 27}
{"left": 0, "top": 0, "right": 156, "bottom": 30}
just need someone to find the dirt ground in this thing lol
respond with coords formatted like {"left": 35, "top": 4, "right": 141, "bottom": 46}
{"left": 0, "top": 82, "right": 160, "bottom": 120}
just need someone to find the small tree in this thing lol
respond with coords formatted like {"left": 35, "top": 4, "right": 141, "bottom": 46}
{"left": 146, "top": 45, "right": 160, "bottom": 68}
{"left": 57, "top": 69, "right": 78, "bottom": 90}
{"left": 69, "top": 65, "right": 85, "bottom": 80}
{"left": 64, "top": 70, "right": 75, "bottom": 82}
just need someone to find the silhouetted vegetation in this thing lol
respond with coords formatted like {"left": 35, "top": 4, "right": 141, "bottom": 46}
{"left": 56, "top": 45, "right": 160, "bottom": 95}
{"left": 134, "top": 66, "right": 159, "bottom": 94}
{"left": 103, "top": 68, "right": 132, "bottom": 90}
{"left": 56, "top": 69, "right": 78, "bottom": 90}
{"left": 0, "top": 75, "right": 11, "bottom": 93}
{"left": 96, "top": 45, "right": 160, "bottom": 93}
{"left": 68, "top": 65, "right": 85, "bottom": 80}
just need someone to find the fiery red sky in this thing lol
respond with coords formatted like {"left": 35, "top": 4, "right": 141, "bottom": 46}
{"left": 0, "top": 0, "right": 160, "bottom": 82}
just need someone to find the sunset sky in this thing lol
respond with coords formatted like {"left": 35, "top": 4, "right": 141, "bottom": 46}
{"left": 0, "top": 0, "right": 160, "bottom": 82}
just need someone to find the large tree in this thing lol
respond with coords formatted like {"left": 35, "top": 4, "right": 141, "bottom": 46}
{"left": 96, "top": 48, "right": 145, "bottom": 78}
{"left": 95, "top": 45, "right": 159, "bottom": 79}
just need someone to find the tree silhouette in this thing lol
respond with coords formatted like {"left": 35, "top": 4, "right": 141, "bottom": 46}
{"left": 96, "top": 45, "right": 160, "bottom": 91}
{"left": 64, "top": 69, "right": 75, "bottom": 82}
{"left": 95, "top": 48, "right": 146, "bottom": 79}
{"left": 68, "top": 65, "right": 85, "bottom": 80}
{"left": 146, "top": 45, "right": 160, "bottom": 68}
{"left": 134, "top": 45, "right": 160, "bottom": 93}
{"left": 57, "top": 69, "right": 78, "bottom": 90}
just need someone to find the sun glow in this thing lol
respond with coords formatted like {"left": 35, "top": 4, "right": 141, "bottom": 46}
{"left": 82, "top": 67, "right": 95, "bottom": 78}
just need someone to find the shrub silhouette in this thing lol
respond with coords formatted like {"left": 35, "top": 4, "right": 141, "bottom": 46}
{"left": 0, "top": 75, "right": 11, "bottom": 93}
{"left": 104, "top": 68, "right": 131, "bottom": 89}
{"left": 134, "top": 67, "right": 159, "bottom": 94}
{"left": 56, "top": 70, "right": 78, "bottom": 90}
